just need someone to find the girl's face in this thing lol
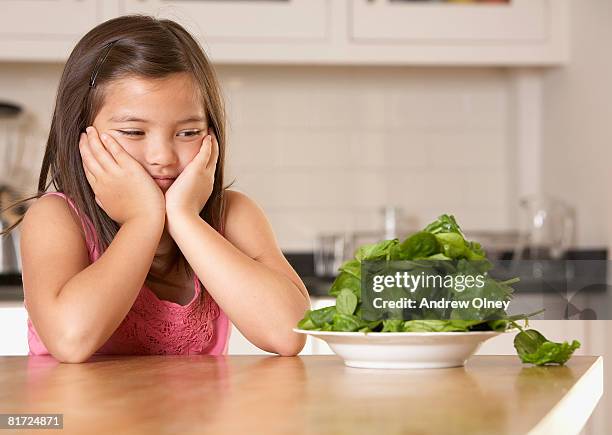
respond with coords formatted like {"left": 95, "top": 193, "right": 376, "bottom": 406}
{"left": 92, "top": 72, "right": 208, "bottom": 191}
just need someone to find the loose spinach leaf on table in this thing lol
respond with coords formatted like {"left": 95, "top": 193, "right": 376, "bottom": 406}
{"left": 513, "top": 327, "right": 581, "bottom": 366}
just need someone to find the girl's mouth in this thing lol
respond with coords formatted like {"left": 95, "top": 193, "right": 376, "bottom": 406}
{"left": 152, "top": 177, "right": 176, "bottom": 189}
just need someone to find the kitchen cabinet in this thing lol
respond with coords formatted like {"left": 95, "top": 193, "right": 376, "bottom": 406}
{"left": 0, "top": 1, "right": 98, "bottom": 39}
{"left": 348, "top": 0, "right": 569, "bottom": 65}
{"left": 0, "top": 0, "right": 568, "bottom": 65}
{"left": 0, "top": 0, "right": 329, "bottom": 62}
{"left": 352, "top": 0, "right": 548, "bottom": 43}
{"left": 0, "top": 0, "right": 117, "bottom": 61}
{"left": 119, "top": 0, "right": 328, "bottom": 43}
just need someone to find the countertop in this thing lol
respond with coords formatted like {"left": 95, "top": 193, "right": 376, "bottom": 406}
{"left": 0, "top": 355, "right": 602, "bottom": 435}
{"left": 0, "top": 286, "right": 23, "bottom": 304}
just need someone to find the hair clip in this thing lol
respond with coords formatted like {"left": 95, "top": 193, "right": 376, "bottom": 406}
{"left": 89, "top": 40, "right": 119, "bottom": 88}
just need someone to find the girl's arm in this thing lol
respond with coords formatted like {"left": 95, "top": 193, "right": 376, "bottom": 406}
{"left": 167, "top": 190, "right": 311, "bottom": 356}
{"left": 21, "top": 195, "right": 165, "bottom": 363}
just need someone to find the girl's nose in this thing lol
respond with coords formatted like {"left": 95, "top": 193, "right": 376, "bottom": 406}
{"left": 146, "top": 138, "right": 178, "bottom": 167}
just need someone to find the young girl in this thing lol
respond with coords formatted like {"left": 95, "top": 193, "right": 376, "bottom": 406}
{"left": 1, "top": 14, "right": 310, "bottom": 362}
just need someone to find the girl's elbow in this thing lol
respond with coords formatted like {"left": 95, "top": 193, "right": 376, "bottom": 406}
{"left": 54, "top": 351, "right": 90, "bottom": 364}
{"left": 275, "top": 332, "right": 307, "bottom": 357}
{"left": 50, "top": 330, "right": 95, "bottom": 363}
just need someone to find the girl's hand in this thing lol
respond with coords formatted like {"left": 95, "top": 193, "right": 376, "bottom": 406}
{"left": 164, "top": 128, "right": 219, "bottom": 217}
{"left": 79, "top": 126, "right": 166, "bottom": 226}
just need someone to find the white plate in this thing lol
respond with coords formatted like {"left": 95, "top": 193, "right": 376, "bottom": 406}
{"left": 293, "top": 328, "right": 506, "bottom": 369}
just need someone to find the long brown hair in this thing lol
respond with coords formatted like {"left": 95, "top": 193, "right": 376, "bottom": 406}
{"left": 1, "top": 14, "right": 235, "bottom": 287}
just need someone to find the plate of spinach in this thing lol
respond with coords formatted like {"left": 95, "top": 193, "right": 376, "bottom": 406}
{"left": 295, "top": 214, "right": 581, "bottom": 369}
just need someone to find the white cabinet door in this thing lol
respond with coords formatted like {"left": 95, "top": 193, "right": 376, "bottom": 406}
{"left": 0, "top": 0, "right": 116, "bottom": 61}
{"left": 119, "top": 0, "right": 329, "bottom": 42}
{"left": 0, "top": 0, "right": 568, "bottom": 64}
{"left": 0, "top": 0, "right": 99, "bottom": 38}
{"left": 0, "top": 306, "right": 29, "bottom": 356}
{"left": 351, "top": 0, "right": 549, "bottom": 43}
{"left": 348, "top": 0, "right": 568, "bottom": 64}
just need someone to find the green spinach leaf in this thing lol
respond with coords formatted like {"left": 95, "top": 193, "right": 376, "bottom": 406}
{"left": 329, "top": 271, "right": 361, "bottom": 302}
{"left": 513, "top": 328, "right": 581, "bottom": 366}
{"left": 336, "top": 288, "right": 358, "bottom": 315}
{"left": 309, "top": 306, "right": 337, "bottom": 327}
{"left": 399, "top": 231, "right": 440, "bottom": 259}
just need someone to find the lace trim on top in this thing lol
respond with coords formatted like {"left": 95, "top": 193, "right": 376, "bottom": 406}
{"left": 97, "top": 277, "right": 222, "bottom": 355}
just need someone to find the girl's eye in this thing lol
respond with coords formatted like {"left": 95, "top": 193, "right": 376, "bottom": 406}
{"left": 178, "top": 130, "right": 203, "bottom": 137}
{"left": 118, "top": 130, "right": 143, "bottom": 136}
{"left": 118, "top": 130, "right": 203, "bottom": 137}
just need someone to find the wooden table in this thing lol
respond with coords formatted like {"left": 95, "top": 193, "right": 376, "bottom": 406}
{"left": 0, "top": 355, "right": 603, "bottom": 435}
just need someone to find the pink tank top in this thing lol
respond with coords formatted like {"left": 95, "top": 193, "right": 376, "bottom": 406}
{"left": 25, "top": 192, "right": 231, "bottom": 357}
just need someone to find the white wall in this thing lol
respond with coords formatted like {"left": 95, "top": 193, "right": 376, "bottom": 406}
{"left": 222, "top": 65, "right": 514, "bottom": 251}
{"left": 0, "top": 64, "right": 515, "bottom": 251}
